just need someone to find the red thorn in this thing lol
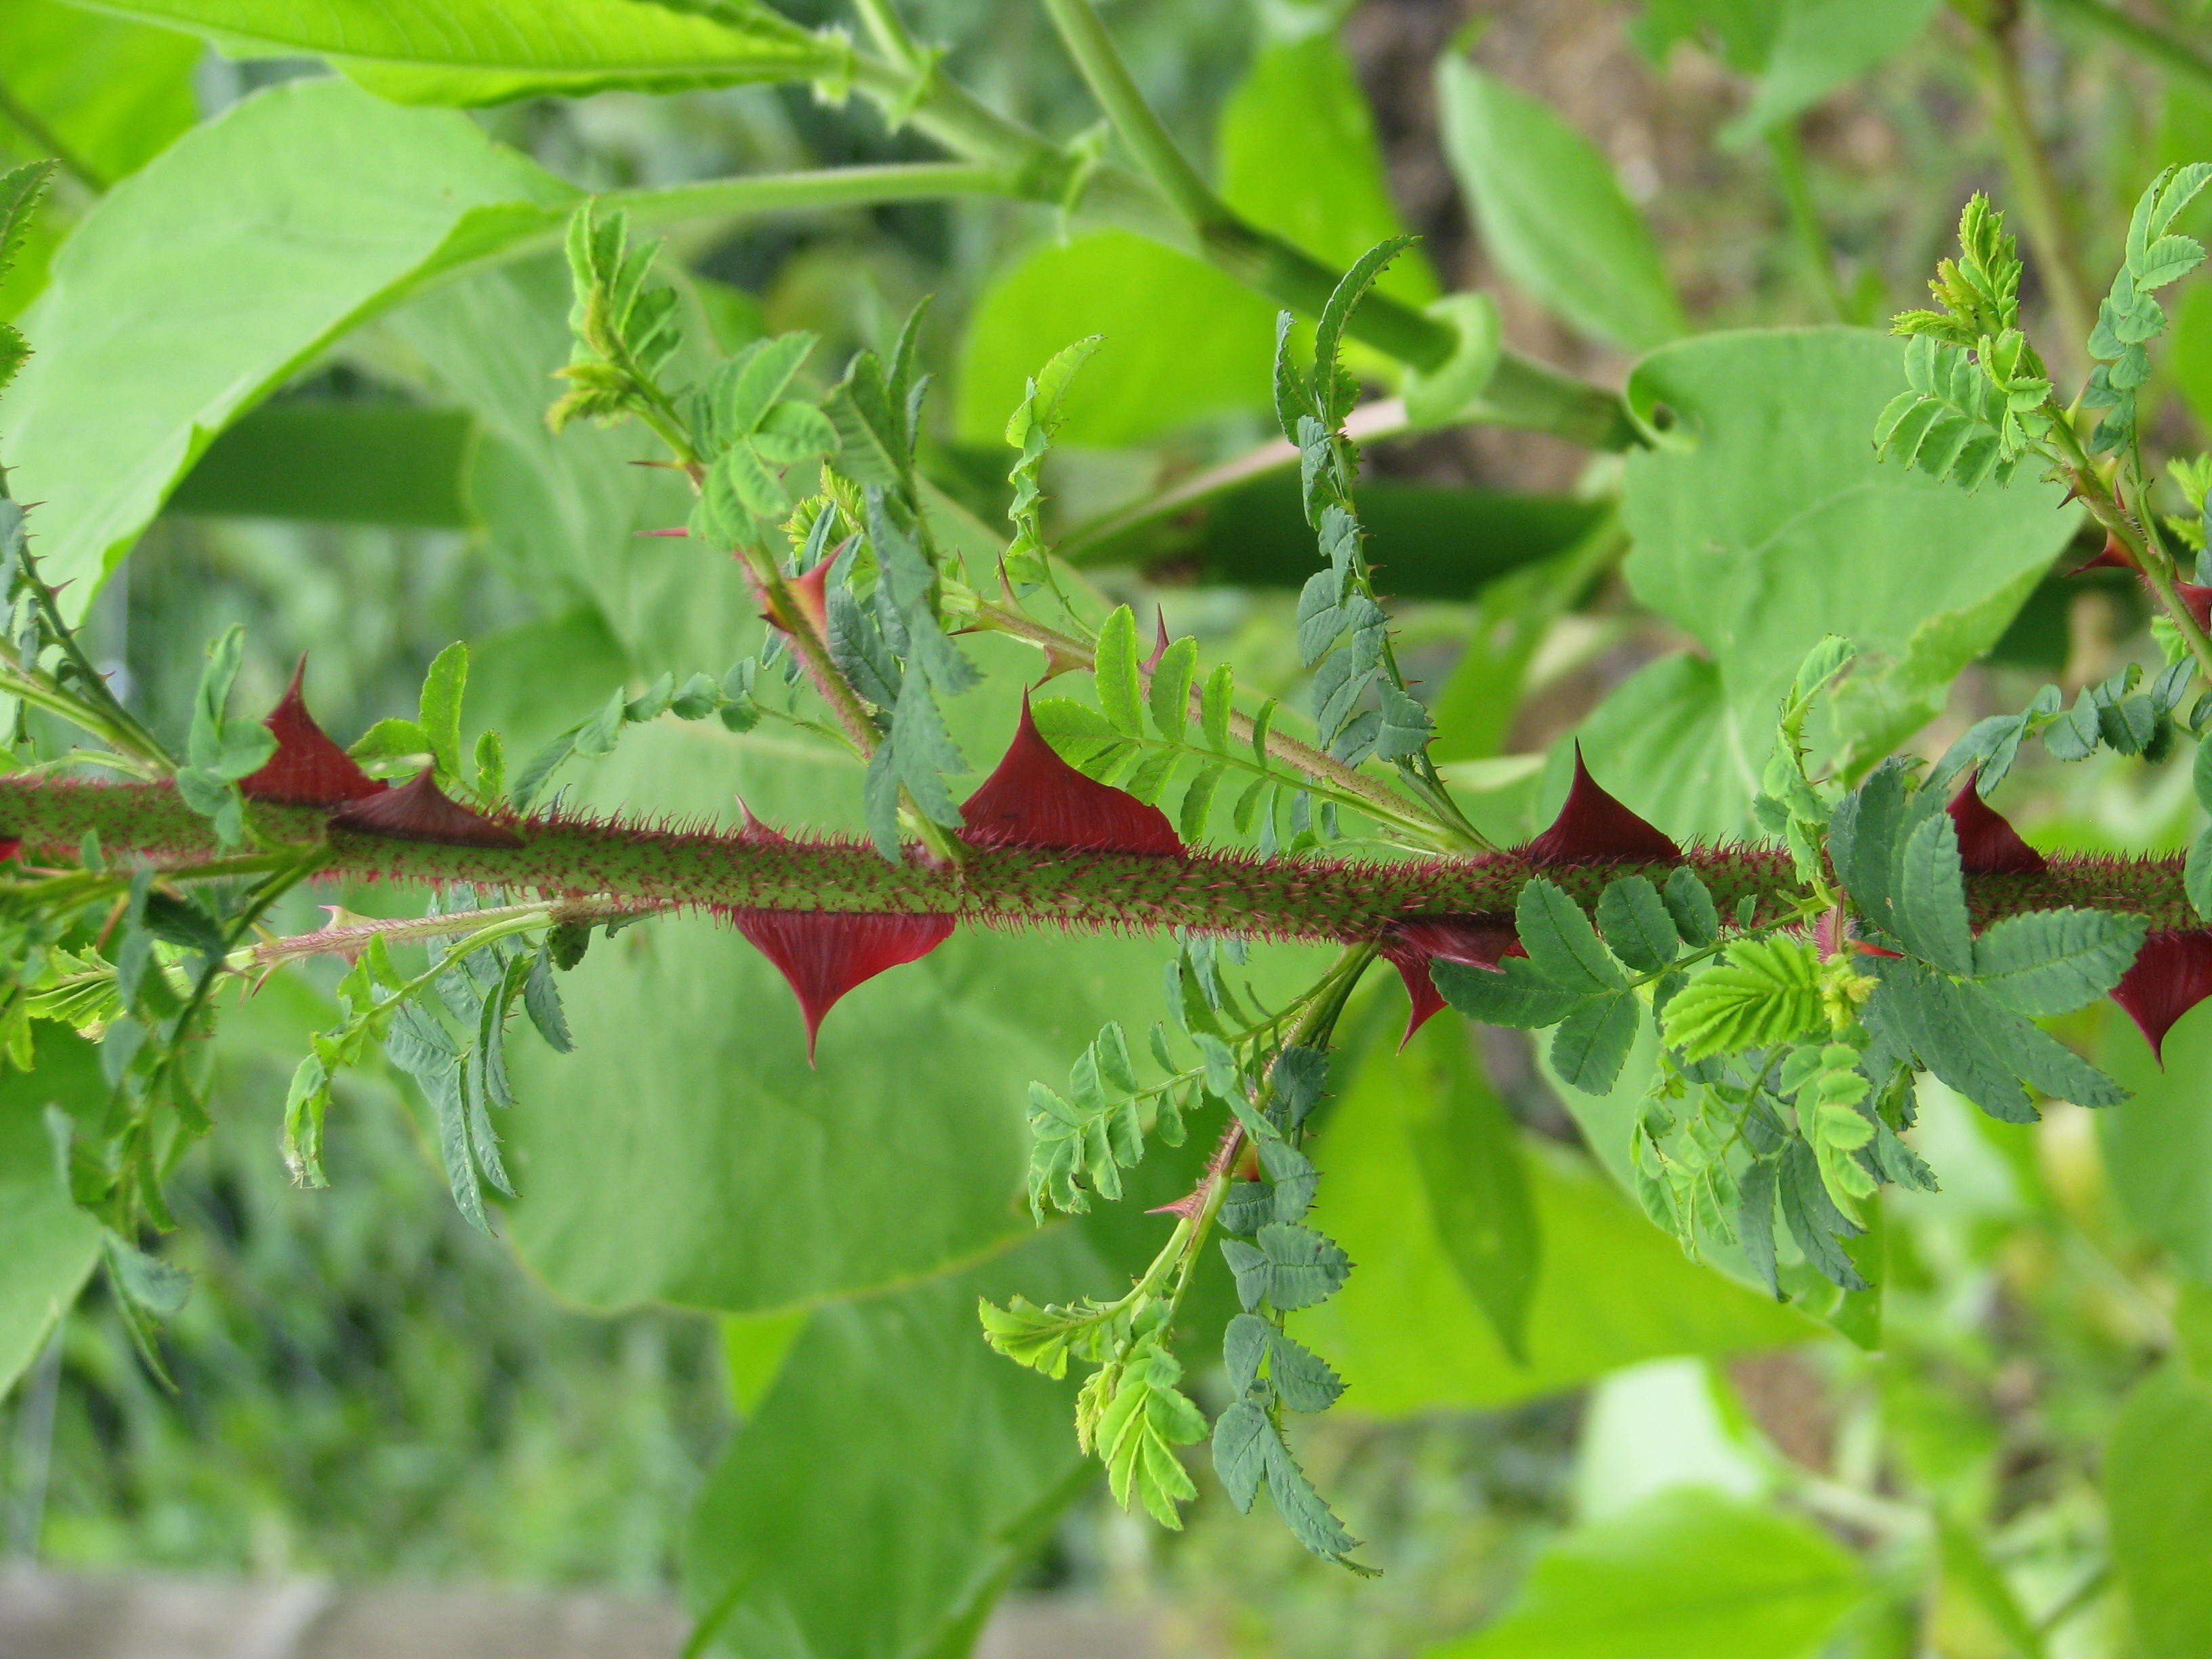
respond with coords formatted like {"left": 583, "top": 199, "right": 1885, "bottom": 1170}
{"left": 0, "top": 838, "right": 18, "bottom": 863}
{"left": 1142, "top": 607, "right": 1171, "bottom": 674}
{"left": 960, "top": 696, "right": 1182, "bottom": 855}
{"left": 2112, "top": 928, "right": 2212, "bottom": 1063}
{"left": 1380, "top": 916, "right": 1519, "bottom": 1046}
{"left": 2075, "top": 533, "right": 2135, "bottom": 572}
{"left": 1521, "top": 745, "right": 1681, "bottom": 865}
{"left": 723, "top": 909, "right": 955, "bottom": 1061}
{"left": 239, "top": 657, "right": 387, "bottom": 806}
{"left": 1946, "top": 774, "right": 2045, "bottom": 875}
{"left": 329, "top": 769, "right": 523, "bottom": 848}
{"left": 2173, "top": 581, "right": 2212, "bottom": 632}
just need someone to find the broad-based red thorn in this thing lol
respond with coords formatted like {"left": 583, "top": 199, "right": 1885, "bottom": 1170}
{"left": 1521, "top": 744, "right": 1681, "bottom": 865}
{"left": 329, "top": 769, "right": 523, "bottom": 848}
{"left": 0, "top": 838, "right": 19, "bottom": 863}
{"left": 1381, "top": 916, "right": 1520, "bottom": 1046}
{"left": 1947, "top": 774, "right": 2046, "bottom": 875}
{"left": 1142, "top": 607, "right": 1171, "bottom": 673}
{"left": 2074, "top": 533, "right": 2135, "bottom": 573}
{"left": 960, "top": 696, "right": 1183, "bottom": 855}
{"left": 238, "top": 657, "right": 387, "bottom": 806}
{"left": 2175, "top": 582, "right": 2212, "bottom": 632}
{"left": 724, "top": 908, "right": 956, "bottom": 1062}
{"left": 2112, "top": 928, "right": 2212, "bottom": 1063}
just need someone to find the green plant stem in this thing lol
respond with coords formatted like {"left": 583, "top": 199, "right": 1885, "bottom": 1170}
{"left": 1766, "top": 122, "right": 1847, "bottom": 321}
{"left": 2048, "top": 417, "right": 2212, "bottom": 682}
{"left": 239, "top": 895, "right": 663, "bottom": 973}
{"left": 2033, "top": 0, "right": 2212, "bottom": 102}
{"left": 848, "top": 0, "right": 928, "bottom": 73}
{"left": 608, "top": 161, "right": 1013, "bottom": 230}
{"left": 1057, "top": 398, "right": 1413, "bottom": 565}
{"left": 0, "top": 80, "right": 103, "bottom": 193}
{"left": 1964, "top": 8, "right": 2098, "bottom": 363}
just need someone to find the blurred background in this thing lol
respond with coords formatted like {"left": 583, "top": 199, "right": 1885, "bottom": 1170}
{"left": 5, "top": 1, "right": 2212, "bottom": 1656}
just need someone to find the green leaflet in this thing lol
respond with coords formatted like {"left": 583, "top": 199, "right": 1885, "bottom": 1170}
{"left": 1973, "top": 909, "right": 2149, "bottom": 1018}
{"left": 1661, "top": 936, "right": 1824, "bottom": 1060}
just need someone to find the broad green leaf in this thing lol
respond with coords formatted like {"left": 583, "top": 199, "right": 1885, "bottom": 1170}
{"left": 0, "top": 1029, "right": 103, "bottom": 1399}
{"left": 954, "top": 231, "right": 1275, "bottom": 447}
{"left": 167, "top": 401, "right": 475, "bottom": 527}
{"left": 56, "top": 0, "right": 830, "bottom": 106}
{"left": 1294, "top": 1027, "right": 1814, "bottom": 1414}
{"left": 2099, "top": 1001, "right": 2212, "bottom": 1283}
{"left": 1429, "top": 1488, "right": 1863, "bottom": 1659}
{"left": 501, "top": 680, "right": 1329, "bottom": 1313}
{"left": 1435, "top": 57, "right": 1686, "bottom": 352}
{"left": 0, "top": 77, "right": 577, "bottom": 612}
{"left": 1972, "top": 908, "right": 2148, "bottom": 1018}
{"left": 2106, "top": 1364, "right": 2212, "bottom": 1659}
{"left": 682, "top": 1231, "right": 1105, "bottom": 1659}
{"left": 1217, "top": 35, "right": 1437, "bottom": 310}
{"left": 1620, "top": 330, "right": 2077, "bottom": 740}
{"left": 1399, "top": 1019, "right": 1539, "bottom": 1363}
{"left": 0, "top": 0, "right": 199, "bottom": 186}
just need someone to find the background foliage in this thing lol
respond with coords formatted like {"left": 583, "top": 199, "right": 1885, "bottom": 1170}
{"left": 7, "top": 1, "right": 2212, "bottom": 1656}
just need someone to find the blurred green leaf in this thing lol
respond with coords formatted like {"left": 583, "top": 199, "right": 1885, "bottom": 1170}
{"left": 0, "top": 77, "right": 575, "bottom": 614}
{"left": 1397, "top": 1019, "right": 1538, "bottom": 1365}
{"left": 0, "top": 0, "right": 199, "bottom": 186}
{"left": 166, "top": 401, "right": 475, "bottom": 527}
{"left": 48, "top": 0, "right": 828, "bottom": 105}
{"left": 2108, "top": 1363, "right": 2212, "bottom": 1659}
{"left": 2099, "top": 1001, "right": 2212, "bottom": 1282}
{"left": 954, "top": 230, "right": 1276, "bottom": 447}
{"left": 1435, "top": 56, "right": 1686, "bottom": 352}
{"left": 1427, "top": 1487, "right": 1864, "bottom": 1659}
{"left": 0, "top": 1029, "right": 103, "bottom": 1398}
{"left": 1217, "top": 35, "right": 1437, "bottom": 308}
{"left": 1620, "top": 329, "right": 2078, "bottom": 739}
{"left": 1293, "top": 1022, "right": 1813, "bottom": 1414}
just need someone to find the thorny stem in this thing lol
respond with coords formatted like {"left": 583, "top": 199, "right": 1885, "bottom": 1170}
{"left": 6, "top": 781, "right": 2194, "bottom": 933}
{"left": 1962, "top": 3, "right": 2098, "bottom": 365}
